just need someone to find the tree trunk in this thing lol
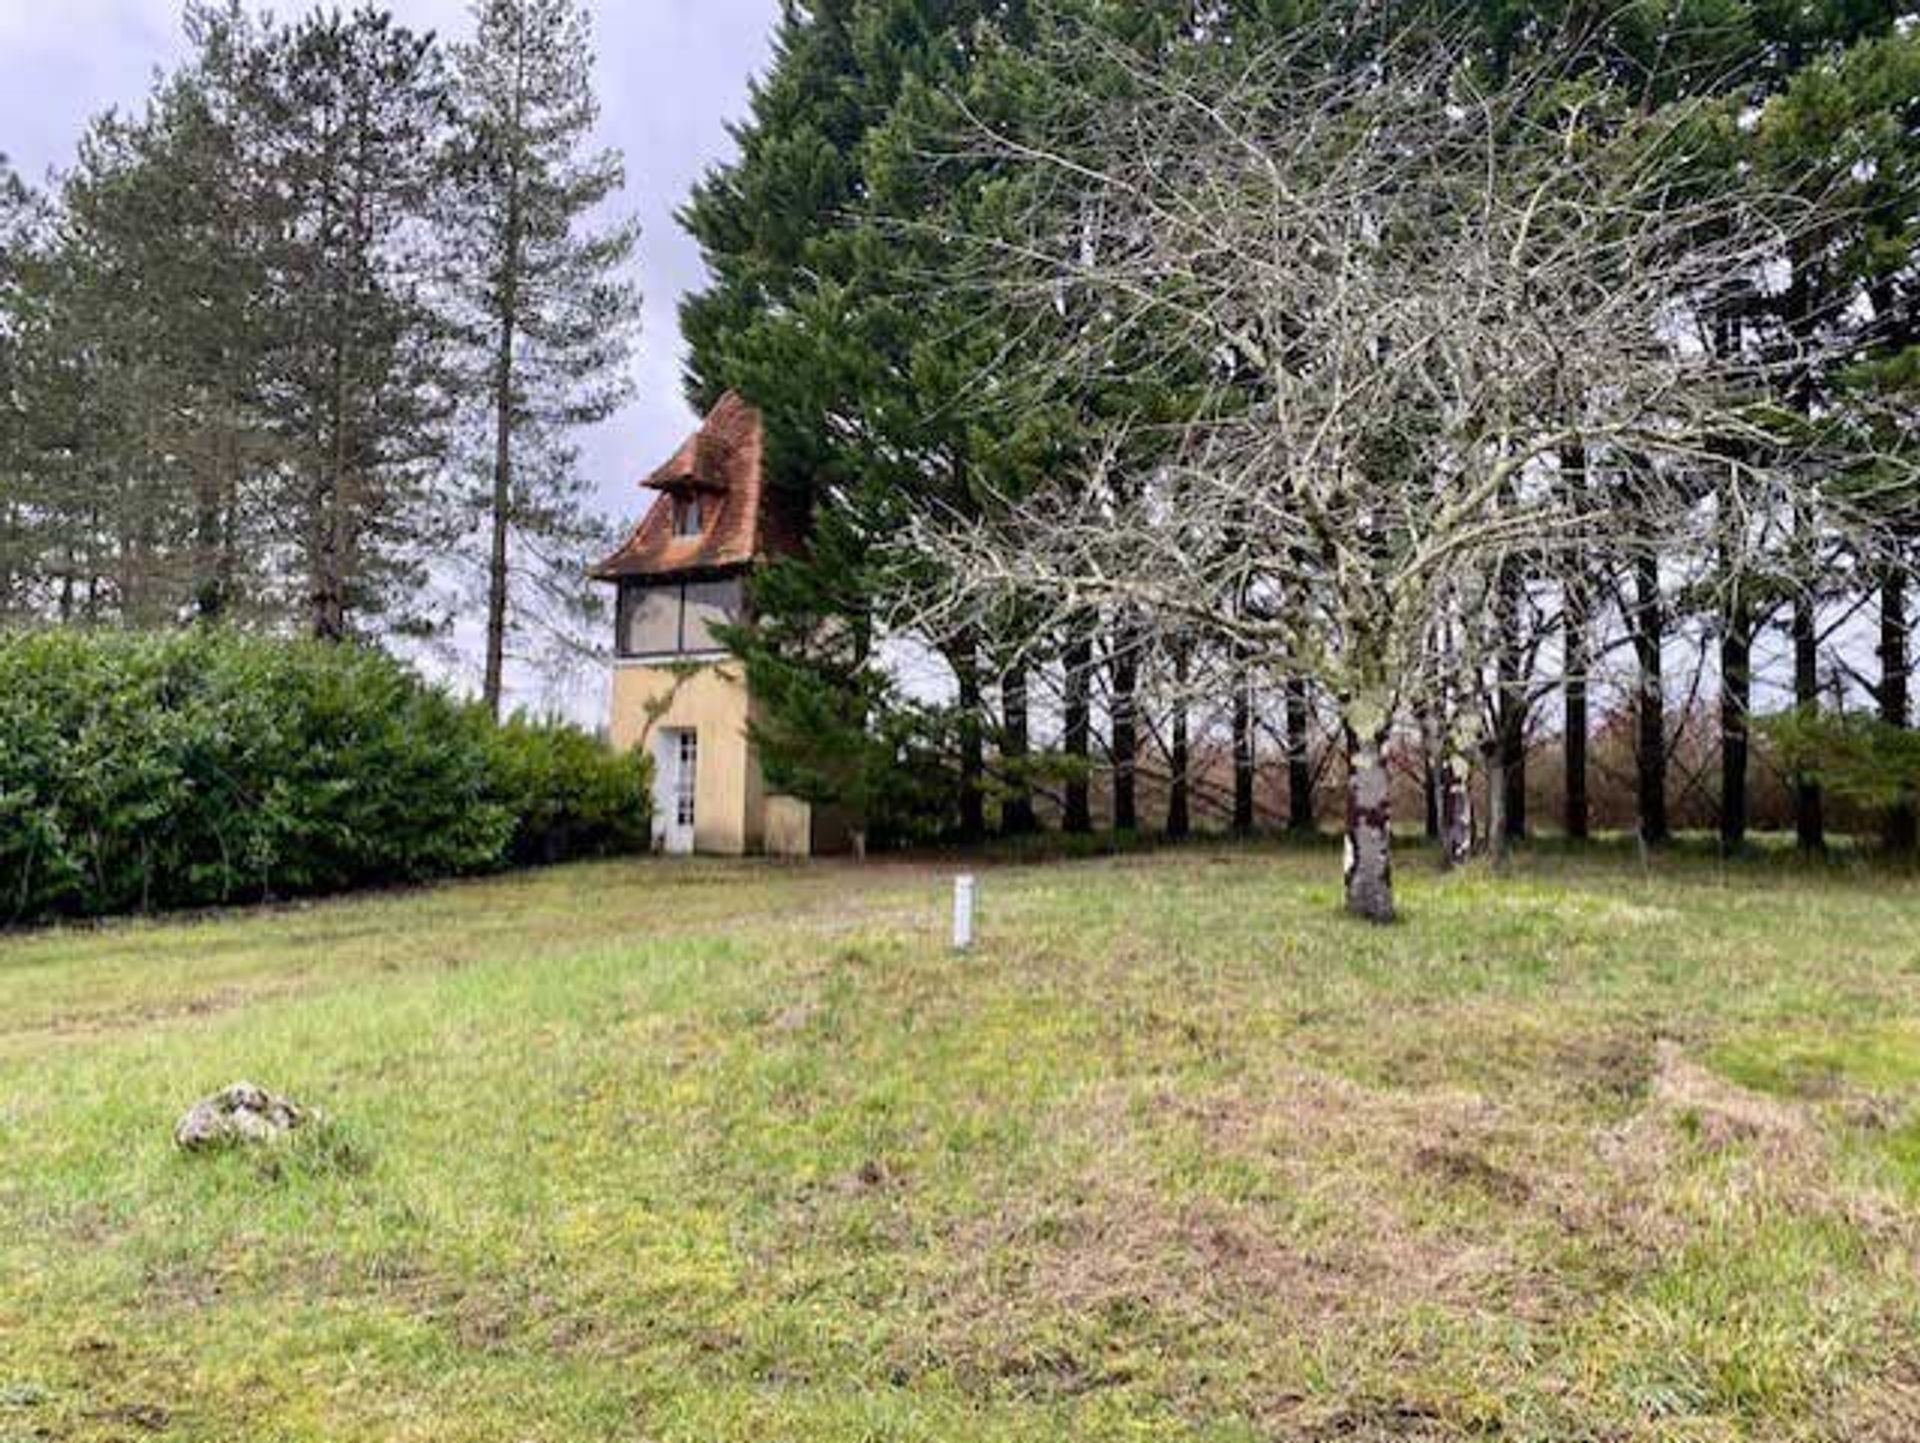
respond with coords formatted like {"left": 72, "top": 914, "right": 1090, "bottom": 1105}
{"left": 483, "top": 326, "right": 515, "bottom": 717}
{"left": 1793, "top": 595, "right": 1825, "bottom": 852}
{"left": 1880, "top": 564, "right": 1915, "bottom": 851}
{"left": 1633, "top": 553, "right": 1668, "bottom": 845}
{"left": 191, "top": 435, "right": 230, "bottom": 623}
{"left": 1110, "top": 620, "right": 1139, "bottom": 832}
{"left": 1496, "top": 556, "right": 1528, "bottom": 841}
{"left": 1166, "top": 643, "right": 1190, "bottom": 839}
{"left": 1720, "top": 599, "right": 1752, "bottom": 853}
{"left": 1561, "top": 446, "right": 1589, "bottom": 841}
{"left": 1564, "top": 618, "right": 1589, "bottom": 842}
{"left": 1000, "top": 659, "right": 1036, "bottom": 835}
{"left": 1232, "top": 663, "right": 1256, "bottom": 834}
{"left": 1438, "top": 747, "right": 1472, "bottom": 868}
{"left": 1344, "top": 729, "right": 1395, "bottom": 922}
{"left": 1422, "top": 724, "right": 1441, "bottom": 842}
{"left": 954, "top": 634, "right": 986, "bottom": 843}
{"left": 1286, "top": 675, "right": 1315, "bottom": 834}
{"left": 1485, "top": 740, "right": 1510, "bottom": 870}
{"left": 482, "top": 157, "right": 524, "bottom": 721}
{"left": 1062, "top": 620, "right": 1093, "bottom": 834}
{"left": 1502, "top": 731, "right": 1527, "bottom": 840}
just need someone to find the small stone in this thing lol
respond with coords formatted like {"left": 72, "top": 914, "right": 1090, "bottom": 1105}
{"left": 174, "top": 1082, "right": 310, "bottom": 1152}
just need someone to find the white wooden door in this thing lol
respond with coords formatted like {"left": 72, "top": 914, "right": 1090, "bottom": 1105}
{"left": 664, "top": 729, "right": 698, "bottom": 855}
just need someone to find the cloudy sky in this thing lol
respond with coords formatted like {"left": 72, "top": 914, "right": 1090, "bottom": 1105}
{"left": 0, "top": 0, "right": 783, "bottom": 712}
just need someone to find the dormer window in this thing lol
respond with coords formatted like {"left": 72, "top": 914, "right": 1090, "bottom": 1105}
{"left": 673, "top": 496, "right": 703, "bottom": 537}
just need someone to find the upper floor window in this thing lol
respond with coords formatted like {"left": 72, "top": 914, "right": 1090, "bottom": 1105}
{"left": 617, "top": 576, "right": 743, "bottom": 658}
{"left": 673, "top": 496, "right": 703, "bottom": 537}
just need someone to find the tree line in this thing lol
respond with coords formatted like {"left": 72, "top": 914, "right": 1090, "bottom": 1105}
{"left": 688, "top": 0, "right": 1917, "bottom": 911}
{"left": 0, "top": 0, "right": 639, "bottom": 717}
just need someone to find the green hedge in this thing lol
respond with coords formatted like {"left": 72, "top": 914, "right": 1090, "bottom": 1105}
{"left": 0, "top": 629, "right": 650, "bottom": 924}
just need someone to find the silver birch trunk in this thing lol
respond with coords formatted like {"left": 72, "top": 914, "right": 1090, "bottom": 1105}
{"left": 1344, "top": 732, "right": 1395, "bottom": 923}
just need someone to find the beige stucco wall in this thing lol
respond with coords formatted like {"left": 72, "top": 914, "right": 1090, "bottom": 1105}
{"left": 610, "top": 660, "right": 766, "bottom": 855}
{"left": 762, "top": 795, "right": 814, "bottom": 859}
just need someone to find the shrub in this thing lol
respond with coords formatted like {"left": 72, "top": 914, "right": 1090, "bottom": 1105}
{"left": 484, "top": 716, "right": 653, "bottom": 866}
{"left": 0, "top": 629, "right": 649, "bottom": 924}
{"left": 1759, "top": 707, "right": 1920, "bottom": 814}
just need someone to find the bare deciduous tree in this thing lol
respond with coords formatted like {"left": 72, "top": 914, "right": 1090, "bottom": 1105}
{"left": 891, "top": 23, "right": 1904, "bottom": 920}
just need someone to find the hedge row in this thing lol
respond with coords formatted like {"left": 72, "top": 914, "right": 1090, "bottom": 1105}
{"left": 0, "top": 629, "right": 651, "bottom": 923}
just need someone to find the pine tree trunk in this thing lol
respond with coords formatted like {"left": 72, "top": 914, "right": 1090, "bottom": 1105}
{"left": 1793, "top": 595, "right": 1825, "bottom": 852}
{"left": 1561, "top": 445, "right": 1589, "bottom": 841}
{"left": 483, "top": 326, "right": 515, "bottom": 717}
{"left": 1497, "top": 557, "right": 1528, "bottom": 841}
{"left": 1633, "top": 553, "right": 1668, "bottom": 845}
{"left": 1880, "top": 564, "right": 1915, "bottom": 851}
{"left": 1564, "top": 626, "right": 1589, "bottom": 841}
{"left": 1286, "top": 675, "right": 1315, "bottom": 834}
{"left": 954, "top": 632, "right": 985, "bottom": 843}
{"left": 483, "top": 149, "right": 523, "bottom": 721}
{"left": 1503, "top": 733, "right": 1527, "bottom": 840}
{"left": 1720, "top": 599, "right": 1752, "bottom": 853}
{"left": 1232, "top": 663, "right": 1256, "bottom": 834}
{"left": 1166, "top": 644, "right": 1190, "bottom": 839}
{"left": 1344, "top": 728, "right": 1395, "bottom": 923}
{"left": 311, "top": 460, "right": 348, "bottom": 641}
{"left": 1001, "top": 659, "right": 1036, "bottom": 836}
{"left": 1485, "top": 741, "right": 1510, "bottom": 870}
{"left": 192, "top": 434, "right": 229, "bottom": 622}
{"left": 1062, "top": 620, "right": 1093, "bottom": 834}
{"left": 1110, "top": 620, "right": 1139, "bottom": 832}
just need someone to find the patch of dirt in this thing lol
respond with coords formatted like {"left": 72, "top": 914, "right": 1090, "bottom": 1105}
{"left": 1411, "top": 1145, "right": 1531, "bottom": 1205}
{"left": 767, "top": 999, "right": 818, "bottom": 1034}
{"left": 899, "top": 1069, "right": 1547, "bottom": 1421}
{"left": 1307, "top": 1395, "right": 1450, "bottom": 1440}
{"left": 401, "top": 1275, "right": 607, "bottom": 1358}
{"left": 88, "top": 1400, "right": 172, "bottom": 1433}
{"left": 1555, "top": 1029, "right": 1660, "bottom": 1107}
{"left": 1831, "top": 1355, "right": 1920, "bottom": 1442}
{"left": 829, "top": 1157, "right": 895, "bottom": 1196}
{"left": 137, "top": 1257, "right": 226, "bottom": 1312}
{"left": 1647, "top": 1040, "right": 1813, "bottom": 1154}
{"left": 917, "top": 1180, "right": 1367, "bottom": 1405}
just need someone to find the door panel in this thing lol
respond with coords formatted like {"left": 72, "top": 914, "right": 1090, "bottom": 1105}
{"left": 665, "top": 728, "right": 698, "bottom": 855}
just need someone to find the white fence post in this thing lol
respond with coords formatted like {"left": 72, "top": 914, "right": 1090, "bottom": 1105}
{"left": 952, "top": 874, "right": 976, "bottom": 952}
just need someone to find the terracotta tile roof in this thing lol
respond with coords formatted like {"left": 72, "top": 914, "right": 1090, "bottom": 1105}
{"left": 590, "top": 392, "right": 806, "bottom": 582}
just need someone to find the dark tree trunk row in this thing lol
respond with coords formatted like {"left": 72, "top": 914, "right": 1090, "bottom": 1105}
{"left": 1720, "top": 598, "right": 1753, "bottom": 852}
{"left": 1793, "top": 594, "right": 1825, "bottom": 852}
{"left": 1110, "top": 619, "right": 1140, "bottom": 831}
{"left": 1062, "top": 620, "right": 1093, "bottom": 833}
{"left": 1287, "top": 675, "right": 1316, "bottom": 833}
{"left": 1001, "top": 659, "right": 1036, "bottom": 835}
{"left": 1633, "top": 552, "right": 1669, "bottom": 846}
{"left": 1881, "top": 565, "right": 1915, "bottom": 851}
{"left": 1562, "top": 445, "right": 1590, "bottom": 842}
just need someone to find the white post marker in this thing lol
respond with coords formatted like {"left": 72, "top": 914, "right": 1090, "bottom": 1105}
{"left": 952, "top": 873, "right": 976, "bottom": 952}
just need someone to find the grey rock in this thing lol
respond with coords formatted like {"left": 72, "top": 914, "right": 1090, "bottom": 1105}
{"left": 174, "top": 1082, "right": 310, "bottom": 1151}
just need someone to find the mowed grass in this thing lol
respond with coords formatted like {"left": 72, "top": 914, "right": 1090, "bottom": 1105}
{"left": 3, "top": 845, "right": 1919, "bottom": 1442}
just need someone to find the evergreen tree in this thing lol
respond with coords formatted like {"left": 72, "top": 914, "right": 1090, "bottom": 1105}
{"left": 443, "top": 0, "right": 641, "bottom": 717}
{"left": 680, "top": 0, "right": 1036, "bottom": 839}
{"left": 0, "top": 157, "right": 37, "bottom": 617}
{"left": 252, "top": 7, "right": 455, "bottom": 641}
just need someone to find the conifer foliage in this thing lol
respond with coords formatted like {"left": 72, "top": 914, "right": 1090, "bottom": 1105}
{"left": 0, "top": 0, "right": 639, "bottom": 710}
{"left": 443, "top": 0, "right": 641, "bottom": 717}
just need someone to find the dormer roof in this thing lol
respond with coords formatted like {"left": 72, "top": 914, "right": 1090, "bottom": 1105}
{"left": 590, "top": 391, "right": 805, "bottom": 582}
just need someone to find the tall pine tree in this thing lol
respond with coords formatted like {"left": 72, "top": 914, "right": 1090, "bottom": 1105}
{"left": 444, "top": 0, "right": 641, "bottom": 716}
{"left": 253, "top": 8, "right": 455, "bottom": 641}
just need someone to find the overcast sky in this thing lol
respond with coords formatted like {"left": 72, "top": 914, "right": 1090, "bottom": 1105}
{"left": 0, "top": 0, "right": 783, "bottom": 713}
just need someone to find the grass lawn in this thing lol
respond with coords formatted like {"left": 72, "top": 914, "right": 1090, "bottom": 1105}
{"left": 3, "top": 843, "right": 1919, "bottom": 1441}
